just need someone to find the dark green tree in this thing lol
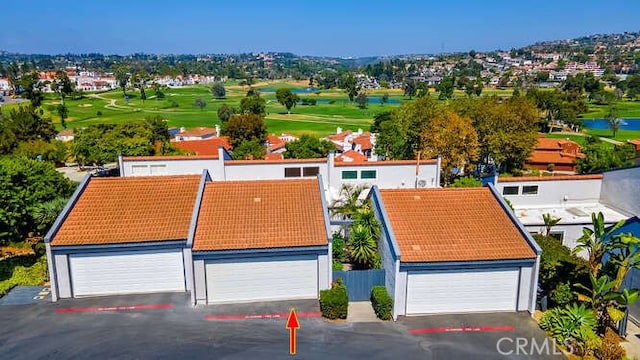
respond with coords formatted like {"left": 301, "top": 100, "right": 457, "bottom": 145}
{"left": 18, "top": 71, "right": 45, "bottom": 107}
{"left": 114, "top": 65, "right": 129, "bottom": 96}
{"left": 275, "top": 88, "right": 299, "bottom": 114}
{"left": 217, "top": 104, "right": 237, "bottom": 122}
{"left": 222, "top": 114, "right": 267, "bottom": 147}
{"left": 194, "top": 98, "right": 207, "bottom": 111}
{"left": 284, "top": 134, "right": 336, "bottom": 159}
{"left": 231, "top": 139, "right": 266, "bottom": 160}
{"left": 437, "top": 76, "right": 455, "bottom": 100}
{"left": 56, "top": 104, "right": 68, "bottom": 129}
{"left": 340, "top": 73, "right": 359, "bottom": 102}
{"left": 0, "top": 157, "right": 76, "bottom": 245}
{"left": 403, "top": 80, "right": 416, "bottom": 99}
{"left": 381, "top": 92, "right": 389, "bottom": 104}
{"left": 210, "top": 82, "right": 226, "bottom": 99}
{"left": 50, "top": 71, "right": 74, "bottom": 105}
{"left": 356, "top": 92, "right": 368, "bottom": 109}
{"left": 240, "top": 95, "right": 266, "bottom": 117}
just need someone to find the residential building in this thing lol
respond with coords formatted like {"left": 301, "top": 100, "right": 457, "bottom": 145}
{"left": 170, "top": 137, "right": 232, "bottom": 156}
{"left": 174, "top": 126, "right": 219, "bottom": 141}
{"left": 370, "top": 186, "right": 540, "bottom": 319}
{"left": 494, "top": 173, "right": 634, "bottom": 253}
{"left": 119, "top": 149, "right": 441, "bottom": 202}
{"left": 45, "top": 174, "right": 332, "bottom": 304}
{"left": 55, "top": 129, "right": 75, "bottom": 142}
{"left": 526, "top": 136, "right": 585, "bottom": 173}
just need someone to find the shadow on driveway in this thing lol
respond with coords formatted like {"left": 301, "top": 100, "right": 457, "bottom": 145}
{"left": 398, "top": 312, "right": 565, "bottom": 359}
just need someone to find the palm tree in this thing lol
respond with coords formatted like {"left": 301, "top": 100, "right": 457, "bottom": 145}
{"left": 574, "top": 212, "right": 625, "bottom": 277}
{"left": 32, "top": 197, "right": 68, "bottom": 235}
{"left": 606, "top": 104, "right": 622, "bottom": 139}
{"left": 542, "top": 213, "right": 562, "bottom": 237}
{"left": 349, "top": 224, "right": 377, "bottom": 269}
{"left": 329, "top": 184, "right": 368, "bottom": 219}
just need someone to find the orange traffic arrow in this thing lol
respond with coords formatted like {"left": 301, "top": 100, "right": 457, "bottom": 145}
{"left": 285, "top": 308, "right": 300, "bottom": 355}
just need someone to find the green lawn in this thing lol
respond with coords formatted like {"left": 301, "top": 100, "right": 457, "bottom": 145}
{"left": 544, "top": 133, "right": 590, "bottom": 146}
{"left": 583, "top": 100, "right": 640, "bottom": 119}
{"left": 38, "top": 83, "right": 401, "bottom": 136}
{"left": 584, "top": 128, "right": 640, "bottom": 142}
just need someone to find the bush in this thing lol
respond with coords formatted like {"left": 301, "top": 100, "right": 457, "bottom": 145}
{"left": 319, "top": 278, "right": 348, "bottom": 319}
{"left": 328, "top": 100, "right": 336, "bottom": 104}
{"left": 170, "top": 100, "right": 179, "bottom": 108}
{"left": 533, "top": 234, "right": 589, "bottom": 294}
{"left": 597, "top": 328, "right": 626, "bottom": 360}
{"left": 301, "top": 98, "right": 317, "bottom": 106}
{"left": 0, "top": 256, "right": 48, "bottom": 297}
{"left": 550, "top": 282, "right": 575, "bottom": 307}
{"left": 332, "top": 232, "right": 346, "bottom": 263}
{"left": 332, "top": 259, "right": 343, "bottom": 271}
{"left": 370, "top": 286, "right": 393, "bottom": 320}
{"left": 96, "top": 110, "right": 102, "bottom": 116}
{"left": 530, "top": 169, "right": 540, "bottom": 176}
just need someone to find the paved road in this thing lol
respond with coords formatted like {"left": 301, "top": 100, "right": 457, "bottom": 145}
{"left": 0, "top": 292, "right": 562, "bottom": 359}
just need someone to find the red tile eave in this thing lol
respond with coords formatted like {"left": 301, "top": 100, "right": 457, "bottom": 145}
{"left": 333, "top": 159, "right": 438, "bottom": 167}
{"left": 225, "top": 158, "right": 327, "bottom": 165}
{"left": 122, "top": 155, "right": 219, "bottom": 161}
{"left": 498, "top": 174, "right": 603, "bottom": 182}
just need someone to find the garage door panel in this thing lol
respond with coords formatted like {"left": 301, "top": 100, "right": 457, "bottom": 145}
{"left": 206, "top": 257, "right": 318, "bottom": 303}
{"left": 70, "top": 249, "right": 186, "bottom": 297}
{"left": 406, "top": 268, "right": 519, "bottom": 314}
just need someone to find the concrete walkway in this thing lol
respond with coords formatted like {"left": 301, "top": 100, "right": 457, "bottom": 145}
{"left": 622, "top": 320, "right": 640, "bottom": 358}
{"left": 347, "top": 301, "right": 380, "bottom": 323}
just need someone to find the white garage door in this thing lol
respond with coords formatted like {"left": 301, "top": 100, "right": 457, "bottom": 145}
{"left": 206, "top": 256, "right": 318, "bottom": 303}
{"left": 69, "top": 249, "right": 186, "bottom": 297}
{"left": 406, "top": 268, "right": 519, "bottom": 314}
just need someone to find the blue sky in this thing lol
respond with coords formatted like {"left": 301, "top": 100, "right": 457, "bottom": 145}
{"left": 1, "top": 0, "right": 639, "bottom": 56}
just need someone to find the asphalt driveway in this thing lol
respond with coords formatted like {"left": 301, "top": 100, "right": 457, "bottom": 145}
{"left": 0, "top": 291, "right": 562, "bottom": 359}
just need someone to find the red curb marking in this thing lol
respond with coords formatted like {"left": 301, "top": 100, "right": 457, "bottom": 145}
{"left": 409, "top": 325, "right": 515, "bottom": 334}
{"left": 204, "top": 311, "right": 321, "bottom": 321}
{"left": 55, "top": 303, "right": 173, "bottom": 313}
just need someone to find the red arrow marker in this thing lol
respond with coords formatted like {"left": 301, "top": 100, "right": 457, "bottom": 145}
{"left": 286, "top": 308, "right": 300, "bottom": 355}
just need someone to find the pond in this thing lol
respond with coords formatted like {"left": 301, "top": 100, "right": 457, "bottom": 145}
{"left": 313, "top": 97, "right": 401, "bottom": 105}
{"left": 581, "top": 119, "right": 640, "bottom": 131}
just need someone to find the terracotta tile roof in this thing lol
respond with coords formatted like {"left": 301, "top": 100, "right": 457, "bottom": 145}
{"left": 193, "top": 179, "right": 328, "bottom": 251}
{"left": 225, "top": 158, "right": 327, "bottom": 165}
{"left": 52, "top": 175, "right": 201, "bottom": 246}
{"left": 122, "top": 155, "right": 218, "bottom": 161}
{"left": 535, "top": 137, "right": 564, "bottom": 150}
{"left": 335, "top": 150, "right": 368, "bottom": 163}
{"left": 327, "top": 130, "right": 352, "bottom": 142}
{"left": 334, "top": 159, "right": 438, "bottom": 167}
{"left": 267, "top": 134, "right": 286, "bottom": 152}
{"left": 264, "top": 152, "right": 284, "bottom": 161}
{"left": 526, "top": 150, "right": 581, "bottom": 165}
{"left": 57, "top": 129, "right": 74, "bottom": 136}
{"left": 498, "top": 174, "right": 604, "bottom": 182}
{"left": 352, "top": 133, "right": 373, "bottom": 150}
{"left": 170, "top": 137, "right": 232, "bottom": 156}
{"left": 628, "top": 139, "right": 640, "bottom": 151}
{"left": 177, "top": 127, "right": 217, "bottom": 138}
{"left": 379, "top": 188, "right": 535, "bottom": 262}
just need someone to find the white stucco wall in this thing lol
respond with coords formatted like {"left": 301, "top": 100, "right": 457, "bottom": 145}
{"left": 224, "top": 161, "right": 329, "bottom": 182}
{"left": 121, "top": 159, "right": 219, "bottom": 177}
{"left": 601, "top": 167, "right": 640, "bottom": 216}
{"left": 332, "top": 163, "right": 439, "bottom": 190}
{"left": 498, "top": 179, "right": 603, "bottom": 207}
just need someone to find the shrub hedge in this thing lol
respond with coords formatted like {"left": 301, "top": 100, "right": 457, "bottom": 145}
{"left": 370, "top": 286, "right": 393, "bottom": 320}
{"left": 319, "top": 278, "right": 348, "bottom": 319}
